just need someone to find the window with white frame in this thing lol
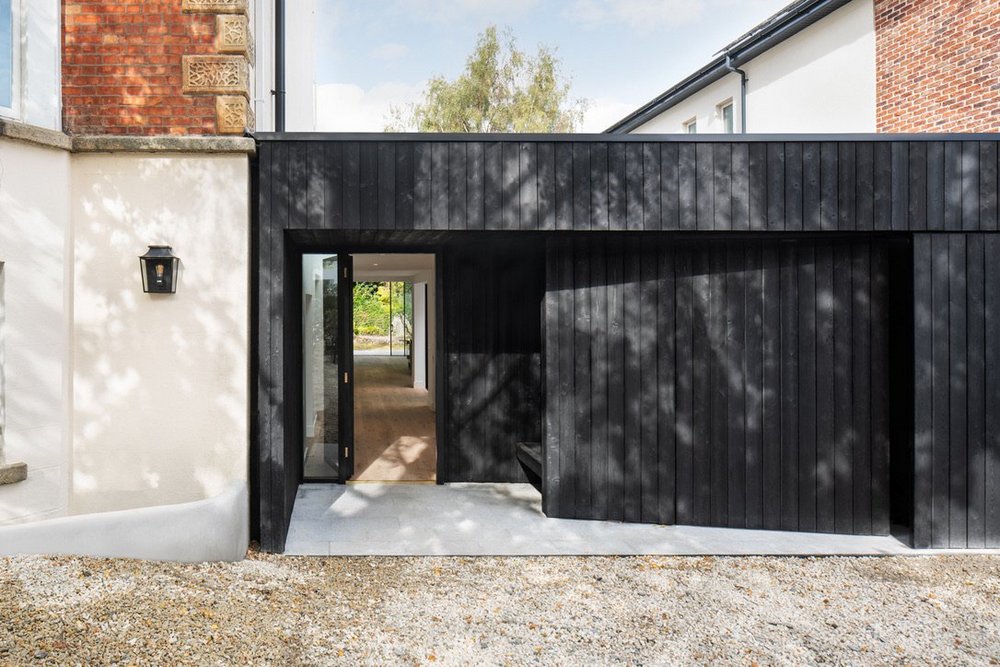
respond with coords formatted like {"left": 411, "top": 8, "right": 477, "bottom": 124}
{"left": 719, "top": 100, "right": 734, "bottom": 134}
{"left": 683, "top": 118, "right": 697, "bottom": 134}
{"left": 0, "top": 0, "right": 16, "bottom": 115}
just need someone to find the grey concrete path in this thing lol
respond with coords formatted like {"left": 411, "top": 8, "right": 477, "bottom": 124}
{"left": 283, "top": 483, "right": 929, "bottom": 556}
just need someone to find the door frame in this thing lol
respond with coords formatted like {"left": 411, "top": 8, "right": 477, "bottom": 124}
{"left": 291, "top": 244, "right": 446, "bottom": 487}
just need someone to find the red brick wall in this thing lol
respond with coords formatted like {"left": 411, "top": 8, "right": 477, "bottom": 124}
{"left": 63, "top": 1, "right": 217, "bottom": 135}
{"left": 875, "top": 0, "right": 1000, "bottom": 133}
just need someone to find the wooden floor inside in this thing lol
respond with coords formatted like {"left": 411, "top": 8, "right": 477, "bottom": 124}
{"left": 353, "top": 355, "right": 437, "bottom": 481}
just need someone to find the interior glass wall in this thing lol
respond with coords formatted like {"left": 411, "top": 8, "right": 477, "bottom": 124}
{"left": 302, "top": 254, "right": 340, "bottom": 479}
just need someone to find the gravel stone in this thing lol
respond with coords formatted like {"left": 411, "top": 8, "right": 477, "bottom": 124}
{"left": 0, "top": 550, "right": 998, "bottom": 665}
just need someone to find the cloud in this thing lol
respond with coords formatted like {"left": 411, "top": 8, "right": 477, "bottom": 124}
{"left": 578, "top": 96, "right": 640, "bottom": 133}
{"left": 371, "top": 42, "right": 410, "bottom": 61}
{"left": 565, "top": 0, "right": 706, "bottom": 31}
{"left": 315, "top": 81, "right": 427, "bottom": 132}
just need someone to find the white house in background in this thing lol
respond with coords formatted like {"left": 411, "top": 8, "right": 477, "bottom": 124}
{"left": 608, "top": 0, "right": 876, "bottom": 134}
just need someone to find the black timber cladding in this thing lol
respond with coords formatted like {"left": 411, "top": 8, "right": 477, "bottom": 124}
{"left": 253, "top": 133, "right": 1000, "bottom": 552}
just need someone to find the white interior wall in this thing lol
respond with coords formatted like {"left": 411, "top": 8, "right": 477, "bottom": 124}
{"left": 631, "top": 0, "right": 875, "bottom": 134}
{"left": 412, "top": 282, "right": 427, "bottom": 390}
{"left": 70, "top": 152, "right": 249, "bottom": 515}
{"left": 0, "top": 138, "right": 71, "bottom": 525}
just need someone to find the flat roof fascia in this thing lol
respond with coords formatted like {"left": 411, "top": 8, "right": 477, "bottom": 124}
{"left": 253, "top": 132, "right": 1000, "bottom": 143}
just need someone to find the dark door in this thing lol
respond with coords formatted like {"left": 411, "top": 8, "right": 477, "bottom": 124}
{"left": 301, "top": 253, "right": 354, "bottom": 482}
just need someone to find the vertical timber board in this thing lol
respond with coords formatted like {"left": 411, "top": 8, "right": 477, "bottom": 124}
{"left": 573, "top": 237, "right": 593, "bottom": 518}
{"left": 609, "top": 143, "right": 627, "bottom": 231}
{"left": 448, "top": 142, "right": 467, "bottom": 231}
{"left": 643, "top": 143, "right": 662, "bottom": 231}
{"left": 926, "top": 142, "right": 945, "bottom": 231}
{"left": 395, "top": 142, "right": 414, "bottom": 230}
{"left": 890, "top": 142, "right": 909, "bottom": 231}
{"left": 590, "top": 240, "right": 609, "bottom": 519}
{"left": 731, "top": 143, "right": 749, "bottom": 232}
{"left": 589, "top": 142, "right": 609, "bottom": 230}
{"left": 833, "top": 241, "right": 854, "bottom": 534}
{"left": 779, "top": 242, "right": 799, "bottom": 531}
{"left": 607, "top": 237, "right": 626, "bottom": 521}
{"left": 797, "top": 243, "right": 818, "bottom": 532}
{"left": 413, "top": 142, "right": 431, "bottom": 229}
{"left": 626, "top": 143, "right": 643, "bottom": 231}
{"left": 815, "top": 243, "right": 836, "bottom": 532}
{"left": 377, "top": 142, "right": 396, "bottom": 231}
{"left": 343, "top": 142, "right": 360, "bottom": 229}
{"left": 573, "top": 143, "right": 591, "bottom": 231}
{"left": 359, "top": 142, "right": 377, "bottom": 230}
{"left": 761, "top": 243, "right": 782, "bottom": 529}
{"left": 520, "top": 142, "right": 539, "bottom": 231}
{"left": 657, "top": 245, "right": 677, "bottom": 525}
{"left": 785, "top": 143, "right": 803, "bottom": 232}
{"left": 709, "top": 247, "right": 728, "bottom": 526}
{"left": 639, "top": 243, "right": 659, "bottom": 522}
{"left": 256, "top": 141, "right": 275, "bottom": 549}
{"left": 553, "top": 143, "right": 572, "bottom": 231}
{"left": 485, "top": 142, "right": 503, "bottom": 230}
{"left": 466, "top": 142, "right": 484, "bottom": 231}
{"left": 870, "top": 242, "right": 891, "bottom": 535}
{"left": 912, "top": 234, "right": 934, "bottom": 547}
{"left": 623, "top": 238, "right": 642, "bottom": 522}
{"left": 930, "top": 234, "right": 950, "bottom": 547}
{"left": 986, "top": 235, "right": 1000, "bottom": 548}
{"left": 855, "top": 142, "right": 874, "bottom": 231}
{"left": 543, "top": 240, "right": 561, "bottom": 516}
{"left": 748, "top": 143, "right": 767, "bottom": 231}
{"left": 838, "top": 143, "right": 856, "bottom": 232}
{"left": 980, "top": 142, "right": 998, "bottom": 231}
{"left": 961, "top": 142, "right": 980, "bottom": 232}
{"left": 948, "top": 234, "right": 968, "bottom": 547}
{"left": 908, "top": 142, "right": 927, "bottom": 231}
{"left": 967, "top": 234, "right": 986, "bottom": 548}
{"left": 678, "top": 144, "right": 697, "bottom": 231}
{"left": 725, "top": 243, "right": 746, "bottom": 527}
{"left": 713, "top": 143, "right": 732, "bottom": 231}
{"left": 537, "top": 143, "right": 556, "bottom": 231}
{"left": 661, "top": 143, "right": 680, "bottom": 231}
{"left": 852, "top": 242, "right": 873, "bottom": 535}
{"left": 746, "top": 243, "right": 766, "bottom": 529}
{"left": 691, "top": 247, "right": 712, "bottom": 524}
{"left": 696, "top": 143, "right": 714, "bottom": 231}
{"left": 767, "top": 143, "right": 785, "bottom": 231}
{"left": 674, "top": 248, "right": 694, "bottom": 524}
{"left": 557, "top": 239, "right": 576, "bottom": 514}
{"left": 431, "top": 143, "right": 449, "bottom": 230}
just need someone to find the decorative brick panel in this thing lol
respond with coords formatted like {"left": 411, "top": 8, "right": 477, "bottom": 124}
{"left": 182, "top": 55, "right": 249, "bottom": 96}
{"left": 216, "top": 95, "right": 254, "bottom": 134}
{"left": 875, "top": 0, "right": 1000, "bottom": 133}
{"left": 216, "top": 14, "right": 254, "bottom": 60}
{"left": 181, "top": 0, "right": 248, "bottom": 15}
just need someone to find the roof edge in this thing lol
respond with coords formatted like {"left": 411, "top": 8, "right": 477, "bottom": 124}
{"left": 605, "top": 0, "right": 854, "bottom": 134}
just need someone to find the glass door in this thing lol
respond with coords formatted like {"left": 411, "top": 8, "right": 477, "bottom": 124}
{"left": 301, "top": 253, "right": 354, "bottom": 481}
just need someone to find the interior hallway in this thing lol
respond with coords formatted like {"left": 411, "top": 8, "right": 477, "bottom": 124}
{"left": 353, "top": 355, "right": 437, "bottom": 481}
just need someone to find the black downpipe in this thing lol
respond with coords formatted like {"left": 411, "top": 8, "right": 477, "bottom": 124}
{"left": 274, "top": 0, "right": 286, "bottom": 131}
{"left": 725, "top": 53, "right": 748, "bottom": 134}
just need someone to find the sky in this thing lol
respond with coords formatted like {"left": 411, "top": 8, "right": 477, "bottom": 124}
{"left": 313, "top": 0, "right": 794, "bottom": 133}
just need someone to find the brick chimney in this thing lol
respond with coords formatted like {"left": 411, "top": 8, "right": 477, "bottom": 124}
{"left": 875, "top": 0, "right": 1000, "bottom": 133}
{"left": 62, "top": 0, "right": 255, "bottom": 136}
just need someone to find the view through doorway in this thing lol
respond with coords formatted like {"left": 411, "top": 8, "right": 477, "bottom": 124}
{"left": 302, "top": 252, "right": 437, "bottom": 482}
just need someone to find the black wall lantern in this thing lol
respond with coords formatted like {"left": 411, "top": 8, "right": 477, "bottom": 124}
{"left": 138, "top": 245, "right": 180, "bottom": 294}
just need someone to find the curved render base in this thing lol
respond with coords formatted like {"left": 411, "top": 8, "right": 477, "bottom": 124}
{"left": 0, "top": 482, "right": 248, "bottom": 562}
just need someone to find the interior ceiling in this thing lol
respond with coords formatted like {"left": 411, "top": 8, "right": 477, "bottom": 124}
{"left": 352, "top": 253, "right": 435, "bottom": 282}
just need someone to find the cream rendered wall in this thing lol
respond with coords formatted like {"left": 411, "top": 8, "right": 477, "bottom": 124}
{"left": 0, "top": 138, "right": 72, "bottom": 525}
{"left": 632, "top": 0, "right": 875, "bottom": 134}
{"left": 70, "top": 153, "right": 249, "bottom": 515}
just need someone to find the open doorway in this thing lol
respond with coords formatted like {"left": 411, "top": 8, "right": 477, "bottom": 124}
{"left": 300, "top": 252, "right": 437, "bottom": 483}
{"left": 351, "top": 253, "right": 437, "bottom": 481}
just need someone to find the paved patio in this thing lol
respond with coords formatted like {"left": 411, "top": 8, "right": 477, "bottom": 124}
{"left": 284, "top": 483, "right": 922, "bottom": 556}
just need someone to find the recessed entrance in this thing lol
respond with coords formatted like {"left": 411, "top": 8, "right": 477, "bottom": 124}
{"left": 301, "top": 252, "right": 437, "bottom": 483}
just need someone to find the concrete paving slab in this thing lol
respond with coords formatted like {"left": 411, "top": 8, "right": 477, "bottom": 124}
{"left": 285, "top": 482, "right": 953, "bottom": 556}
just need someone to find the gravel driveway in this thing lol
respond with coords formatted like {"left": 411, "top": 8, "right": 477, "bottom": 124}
{"left": 1, "top": 551, "right": 998, "bottom": 665}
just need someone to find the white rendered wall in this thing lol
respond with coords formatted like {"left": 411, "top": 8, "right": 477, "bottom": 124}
{"left": 632, "top": 0, "right": 875, "bottom": 134}
{"left": 70, "top": 153, "right": 249, "bottom": 515}
{"left": 0, "top": 138, "right": 72, "bottom": 525}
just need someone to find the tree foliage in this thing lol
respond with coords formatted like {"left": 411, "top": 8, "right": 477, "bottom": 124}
{"left": 386, "top": 26, "right": 585, "bottom": 133}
